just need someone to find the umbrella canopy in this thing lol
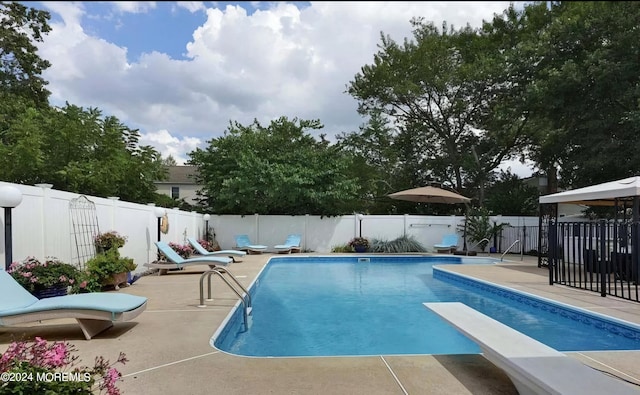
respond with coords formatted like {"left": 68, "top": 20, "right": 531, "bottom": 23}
{"left": 388, "top": 186, "right": 471, "bottom": 204}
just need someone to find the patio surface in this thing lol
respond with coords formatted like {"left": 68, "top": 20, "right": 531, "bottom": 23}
{"left": 2, "top": 253, "right": 640, "bottom": 394}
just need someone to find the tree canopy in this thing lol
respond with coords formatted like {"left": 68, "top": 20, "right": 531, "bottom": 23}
{"left": 0, "top": 2, "right": 167, "bottom": 204}
{"left": 188, "top": 117, "right": 360, "bottom": 215}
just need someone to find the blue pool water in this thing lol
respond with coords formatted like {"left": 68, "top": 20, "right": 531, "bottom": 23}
{"left": 213, "top": 256, "right": 640, "bottom": 357}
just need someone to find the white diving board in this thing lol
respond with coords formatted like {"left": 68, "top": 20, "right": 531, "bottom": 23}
{"left": 424, "top": 302, "right": 640, "bottom": 395}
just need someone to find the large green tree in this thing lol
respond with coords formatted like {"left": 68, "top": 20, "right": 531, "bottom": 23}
{"left": 523, "top": 1, "right": 640, "bottom": 188}
{"left": 0, "top": 1, "right": 51, "bottom": 108}
{"left": 188, "top": 117, "right": 360, "bottom": 215}
{"left": 347, "top": 18, "right": 531, "bottom": 203}
{"left": 0, "top": 2, "right": 168, "bottom": 203}
{"left": 41, "top": 104, "right": 166, "bottom": 202}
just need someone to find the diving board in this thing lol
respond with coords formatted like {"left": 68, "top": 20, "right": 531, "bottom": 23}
{"left": 424, "top": 302, "right": 640, "bottom": 395}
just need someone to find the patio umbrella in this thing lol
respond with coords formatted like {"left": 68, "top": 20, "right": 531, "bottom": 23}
{"left": 388, "top": 185, "right": 471, "bottom": 250}
{"left": 387, "top": 186, "right": 471, "bottom": 204}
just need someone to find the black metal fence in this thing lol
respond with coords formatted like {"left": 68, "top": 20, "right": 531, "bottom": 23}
{"left": 547, "top": 221, "right": 640, "bottom": 302}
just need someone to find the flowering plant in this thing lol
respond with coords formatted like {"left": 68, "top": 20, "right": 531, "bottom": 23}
{"left": 196, "top": 239, "right": 221, "bottom": 252}
{"left": 8, "top": 257, "right": 80, "bottom": 294}
{"left": 348, "top": 237, "right": 370, "bottom": 248}
{"left": 0, "top": 337, "right": 127, "bottom": 394}
{"left": 166, "top": 242, "right": 194, "bottom": 259}
{"left": 94, "top": 231, "right": 127, "bottom": 252}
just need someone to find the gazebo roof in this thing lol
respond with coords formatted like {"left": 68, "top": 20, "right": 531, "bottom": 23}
{"left": 539, "top": 176, "right": 640, "bottom": 206}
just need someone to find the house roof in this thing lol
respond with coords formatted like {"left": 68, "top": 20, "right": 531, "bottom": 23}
{"left": 157, "top": 166, "right": 199, "bottom": 184}
{"left": 539, "top": 176, "right": 640, "bottom": 206}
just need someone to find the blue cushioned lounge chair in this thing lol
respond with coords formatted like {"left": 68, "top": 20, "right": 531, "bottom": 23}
{"left": 143, "top": 241, "right": 233, "bottom": 274}
{"left": 187, "top": 237, "right": 247, "bottom": 262}
{"left": 234, "top": 235, "right": 268, "bottom": 254}
{"left": 434, "top": 234, "right": 459, "bottom": 253}
{"left": 273, "top": 234, "right": 302, "bottom": 254}
{"left": 0, "top": 270, "right": 147, "bottom": 340}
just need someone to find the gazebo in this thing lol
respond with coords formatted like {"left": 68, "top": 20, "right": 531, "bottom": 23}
{"left": 538, "top": 176, "right": 640, "bottom": 302}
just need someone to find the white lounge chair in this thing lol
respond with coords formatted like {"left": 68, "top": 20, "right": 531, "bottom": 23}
{"left": 434, "top": 234, "right": 459, "bottom": 253}
{"left": 143, "top": 241, "right": 233, "bottom": 274}
{"left": 273, "top": 234, "right": 302, "bottom": 254}
{"left": 0, "top": 270, "right": 147, "bottom": 340}
{"left": 234, "top": 234, "right": 267, "bottom": 254}
{"left": 187, "top": 237, "right": 247, "bottom": 262}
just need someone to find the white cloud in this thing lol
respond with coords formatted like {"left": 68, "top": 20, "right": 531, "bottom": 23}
{"left": 140, "top": 130, "right": 202, "bottom": 165}
{"left": 109, "top": 1, "right": 157, "bottom": 14}
{"left": 175, "top": 1, "right": 206, "bottom": 13}
{"left": 37, "top": 1, "right": 519, "bottom": 170}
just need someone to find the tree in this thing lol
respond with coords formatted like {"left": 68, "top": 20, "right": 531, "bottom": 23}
{"left": 336, "top": 111, "right": 403, "bottom": 214}
{"left": 523, "top": 2, "right": 640, "bottom": 188}
{"left": 347, "top": 18, "right": 531, "bottom": 203}
{"left": 188, "top": 117, "right": 360, "bottom": 215}
{"left": 0, "top": 1, "right": 52, "bottom": 108}
{"left": 0, "top": 103, "right": 166, "bottom": 203}
{"left": 484, "top": 171, "right": 539, "bottom": 216}
{"left": 162, "top": 155, "right": 178, "bottom": 167}
{"left": 0, "top": 2, "right": 167, "bottom": 203}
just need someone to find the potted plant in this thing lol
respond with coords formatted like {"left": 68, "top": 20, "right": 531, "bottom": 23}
{"left": 85, "top": 250, "right": 137, "bottom": 291}
{"left": 348, "top": 237, "right": 370, "bottom": 253}
{"left": 94, "top": 231, "right": 127, "bottom": 254}
{"left": 8, "top": 257, "right": 81, "bottom": 298}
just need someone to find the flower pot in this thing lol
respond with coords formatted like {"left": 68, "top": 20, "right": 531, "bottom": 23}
{"left": 102, "top": 272, "right": 129, "bottom": 290}
{"left": 32, "top": 284, "right": 68, "bottom": 299}
{"left": 354, "top": 245, "right": 367, "bottom": 253}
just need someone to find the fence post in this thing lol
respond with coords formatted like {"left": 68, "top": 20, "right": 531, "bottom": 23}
{"left": 35, "top": 183, "right": 53, "bottom": 259}
{"left": 548, "top": 218, "right": 557, "bottom": 285}
{"left": 599, "top": 220, "right": 607, "bottom": 297}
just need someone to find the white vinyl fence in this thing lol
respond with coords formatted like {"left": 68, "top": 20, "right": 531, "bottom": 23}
{"left": 0, "top": 181, "right": 543, "bottom": 274}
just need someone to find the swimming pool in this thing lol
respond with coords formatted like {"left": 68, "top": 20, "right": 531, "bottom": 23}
{"left": 212, "top": 256, "right": 640, "bottom": 357}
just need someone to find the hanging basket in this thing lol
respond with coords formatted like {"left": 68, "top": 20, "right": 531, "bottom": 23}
{"left": 32, "top": 284, "right": 68, "bottom": 299}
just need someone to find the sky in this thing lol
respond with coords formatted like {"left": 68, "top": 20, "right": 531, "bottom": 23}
{"left": 32, "top": 1, "right": 535, "bottom": 177}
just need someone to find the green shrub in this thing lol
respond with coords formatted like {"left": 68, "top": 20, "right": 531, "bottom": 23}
{"left": 370, "top": 235, "right": 428, "bottom": 253}
{"left": 331, "top": 244, "right": 354, "bottom": 253}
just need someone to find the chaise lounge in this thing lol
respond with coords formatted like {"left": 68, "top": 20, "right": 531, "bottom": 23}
{"left": 434, "top": 234, "right": 459, "bottom": 253}
{"left": 187, "top": 237, "right": 247, "bottom": 262}
{"left": 143, "top": 241, "right": 233, "bottom": 274}
{"left": 273, "top": 234, "right": 302, "bottom": 254}
{"left": 234, "top": 234, "right": 268, "bottom": 254}
{"left": 0, "top": 270, "right": 147, "bottom": 340}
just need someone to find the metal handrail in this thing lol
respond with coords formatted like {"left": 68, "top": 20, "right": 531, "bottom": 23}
{"left": 212, "top": 267, "right": 252, "bottom": 308}
{"left": 501, "top": 240, "right": 521, "bottom": 261}
{"left": 198, "top": 267, "right": 252, "bottom": 329}
{"left": 469, "top": 238, "right": 490, "bottom": 253}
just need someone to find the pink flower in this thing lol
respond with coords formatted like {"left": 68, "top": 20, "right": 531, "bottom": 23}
{"left": 43, "top": 343, "right": 69, "bottom": 367}
{"left": 80, "top": 281, "right": 88, "bottom": 288}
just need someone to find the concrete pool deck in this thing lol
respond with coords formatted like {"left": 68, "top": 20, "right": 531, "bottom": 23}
{"left": 2, "top": 253, "right": 640, "bottom": 394}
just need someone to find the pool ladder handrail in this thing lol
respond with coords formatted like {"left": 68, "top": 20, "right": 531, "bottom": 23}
{"left": 469, "top": 238, "right": 490, "bottom": 254}
{"left": 198, "top": 267, "right": 252, "bottom": 329}
{"left": 501, "top": 240, "right": 521, "bottom": 261}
